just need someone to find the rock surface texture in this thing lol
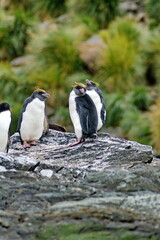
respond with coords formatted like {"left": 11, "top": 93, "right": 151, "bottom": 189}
{"left": 0, "top": 129, "right": 160, "bottom": 240}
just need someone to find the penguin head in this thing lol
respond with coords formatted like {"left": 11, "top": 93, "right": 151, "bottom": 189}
{"left": 73, "top": 83, "right": 86, "bottom": 96}
{"left": 32, "top": 89, "right": 50, "bottom": 101}
{"left": 0, "top": 102, "right": 10, "bottom": 112}
{"left": 86, "top": 79, "right": 99, "bottom": 90}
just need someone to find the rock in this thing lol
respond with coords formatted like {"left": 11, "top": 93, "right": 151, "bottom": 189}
{"left": 10, "top": 55, "right": 35, "bottom": 67}
{"left": 119, "top": 0, "right": 147, "bottom": 23}
{"left": 0, "top": 166, "right": 7, "bottom": 172}
{"left": 1, "top": 129, "right": 160, "bottom": 239}
{"left": 40, "top": 169, "right": 53, "bottom": 178}
{"left": 119, "top": 1, "right": 138, "bottom": 12}
{"left": 8, "top": 130, "right": 153, "bottom": 173}
{"left": 0, "top": 150, "right": 39, "bottom": 171}
{"left": 49, "top": 192, "right": 160, "bottom": 224}
{"left": 78, "top": 35, "right": 106, "bottom": 72}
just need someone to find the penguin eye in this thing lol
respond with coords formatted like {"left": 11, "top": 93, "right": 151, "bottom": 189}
{"left": 38, "top": 91, "right": 44, "bottom": 95}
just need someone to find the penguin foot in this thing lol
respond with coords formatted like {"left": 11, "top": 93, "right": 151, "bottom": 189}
{"left": 69, "top": 139, "right": 85, "bottom": 147}
{"left": 30, "top": 140, "right": 37, "bottom": 146}
{"left": 23, "top": 141, "right": 30, "bottom": 148}
{"left": 90, "top": 133, "right": 97, "bottom": 139}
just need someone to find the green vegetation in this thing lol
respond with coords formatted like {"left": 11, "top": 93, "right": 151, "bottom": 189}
{"left": 127, "top": 87, "right": 153, "bottom": 111}
{"left": 68, "top": 0, "right": 120, "bottom": 29}
{"left": 37, "top": 28, "right": 83, "bottom": 73}
{"left": 145, "top": 0, "right": 160, "bottom": 27}
{"left": 1, "top": 0, "right": 160, "bottom": 150}
{"left": 33, "top": 0, "right": 66, "bottom": 18}
{"left": 0, "top": 9, "right": 33, "bottom": 60}
{"left": 104, "top": 93, "right": 125, "bottom": 126}
{"left": 32, "top": 222, "right": 159, "bottom": 240}
{"left": 99, "top": 18, "right": 143, "bottom": 93}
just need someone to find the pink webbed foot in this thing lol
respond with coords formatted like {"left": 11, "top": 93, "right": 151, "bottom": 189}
{"left": 23, "top": 141, "right": 30, "bottom": 149}
{"left": 69, "top": 139, "right": 85, "bottom": 147}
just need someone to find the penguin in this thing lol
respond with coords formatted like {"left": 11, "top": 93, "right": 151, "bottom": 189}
{"left": 17, "top": 89, "right": 50, "bottom": 148}
{"left": 69, "top": 83, "right": 98, "bottom": 146}
{"left": 0, "top": 102, "right": 11, "bottom": 153}
{"left": 86, "top": 79, "right": 106, "bottom": 131}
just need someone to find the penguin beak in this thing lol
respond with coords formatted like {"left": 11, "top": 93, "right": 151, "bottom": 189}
{"left": 42, "top": 92, "right": 50, "bottom": 98}
{"left": 80, "top": 88, "right": 85, "bottom": 94}
{"left": 86, "top": 79, "right": 91, "bottom": 85}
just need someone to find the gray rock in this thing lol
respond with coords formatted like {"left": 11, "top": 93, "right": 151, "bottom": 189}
{"left": 40, "top": 169, "right": 53, "bottom": 178}
{"left": 78, "top": 35, "right": 106, "bottom": 72}
{"left": 10, "top": 55, "right": 35, "bottom": 67}
{"left": 120, "top": 1, "right": 138, "bottom": 12}
{"left": 8, "top": 130, "right": 153, "bottom": 173}
{"left": 0, "top": 166, "right": 7, "bottom": 172}
{"left": 119, "top": 0, "right": 147, "bottom": 23}
{"left": 1, "top": 129, "right": 160, "bottom": 239}
{"left": 0, "top": 150, "right": 39, "bottom": 171}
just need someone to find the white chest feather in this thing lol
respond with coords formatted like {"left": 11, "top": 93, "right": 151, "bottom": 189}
{"left": 20, "top": 98, "right": 45, "bottom": 141}
{"left": 0, "top": 111, "right": 11, "bottom": 152}
{"left": 86, "top": 89, "right": 103, "bottom": 130}
{"left": 69, "top": 91, "right": 82, "bottom": 139}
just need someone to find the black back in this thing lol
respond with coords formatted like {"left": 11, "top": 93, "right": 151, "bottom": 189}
{"left": 75, "top": 94, "right": 98, "bottom": 138}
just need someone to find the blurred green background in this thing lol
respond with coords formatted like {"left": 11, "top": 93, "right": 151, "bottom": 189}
{"left": 1, "top": 0, "right": 160, "bottom": 151}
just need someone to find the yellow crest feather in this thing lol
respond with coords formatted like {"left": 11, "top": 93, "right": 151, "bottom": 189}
{"left": 72, "top": 82, "right": 86, "bottom": 88}
{"left": 34, "top": 88, "right": 46, "bottom": 93}
{"left": 91, "top": 80, "right": 99, "bottom": 86}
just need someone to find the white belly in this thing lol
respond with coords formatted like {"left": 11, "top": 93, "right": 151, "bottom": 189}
{"left": 86, "top": 90, "right": 103, "bottom": 130}
{"left": 20, "top": 98, "right": 45, "bottom": 141}
{"left": 69, "top": 91, "right": 82, "bottom": 140}
{"left": 0, "top": 111, "right": 11, "bottom": 152}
